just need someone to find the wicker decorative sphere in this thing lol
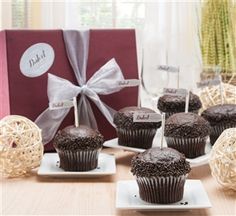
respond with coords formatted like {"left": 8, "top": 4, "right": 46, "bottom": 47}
{"left": 0, "top": 115, "right": 43, "bottom": 177}
{"left": 209, "top": 128, "right": 236, "bottom": 190}
{"left": 199, "top": 83, "right": 236, "bottom": 111}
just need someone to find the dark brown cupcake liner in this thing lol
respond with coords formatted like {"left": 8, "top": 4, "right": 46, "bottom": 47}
{"left": 165, "top": 136, "right": 208, "bottom": 158}
{"left": 116, "top": 128, "right": 157, "bottom": 149}
{"left": 56, "top": 149, "right": 101, "bottom": 171}
{"left": 163, "top": 109, "right": 199, "bottom": 119}
{"left": 136, "top": 175, "right": 186, "bottom": 204}
{"left": 210, "top": 123, "right": 236, "bottom": 145}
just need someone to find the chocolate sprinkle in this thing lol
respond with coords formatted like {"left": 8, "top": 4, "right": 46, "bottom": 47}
{"left": 131, "top": 147, "right": 191, "bottom": 177}
{"left": 113, "top": 106, "right": 161, "bottom": 129}
{"left": 164, "top": 112, "right": 211, "bottom": 138}
{"left": 201, "top": 104, "right": 236, "bottom": 126}
{"left": 53, "top": 125, "right": 104, "bottom": 151}
{"left": 158, "top": 92, "right": 202, "bottom": 113}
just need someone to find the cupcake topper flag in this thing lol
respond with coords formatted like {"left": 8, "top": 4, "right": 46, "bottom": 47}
{"left": 133, "top": 111, "right": 162, "bottom": 146}
{"left": 163, "top": 88, "right": 188, "bottom": 104}
{"left": 133, "top": 112, "right": 162, "bottom": 123}
{"left": 155, "top": 66, "right": 180, "bottom": 112}
{"left": 49, "top": 97, "right": 79, "bottom": 127}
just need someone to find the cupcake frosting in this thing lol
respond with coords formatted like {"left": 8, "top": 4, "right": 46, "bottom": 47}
{"left": 165, "top": 112, "right": 210, "bottom": 138}
{"left": 131, "top": 147, "right": 191, "bottom": 177}
{"left": 158, "top": 92, "right": 202, "bottom": 112}
{"left": 113, "top": 106, "right": 161, "bottom": 129}
{"left": 53, "top": 125, "right": 104, "bottom": 151}
{"left": 201, "top": 104, "right": 236, "bottom": 126}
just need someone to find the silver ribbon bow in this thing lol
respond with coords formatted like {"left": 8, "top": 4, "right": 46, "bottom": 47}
{"left": 35, "top": 30, "right": 127, "bottom": 144}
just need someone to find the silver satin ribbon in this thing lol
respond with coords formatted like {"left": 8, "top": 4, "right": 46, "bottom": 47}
{"left": 35, "top": 30, "right": 130, "bottom": 144}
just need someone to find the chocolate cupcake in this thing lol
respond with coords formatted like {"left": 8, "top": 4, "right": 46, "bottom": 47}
{"left": 165, "top": 112, "right": 210, "bottom": 158}
{"left": 158, "top": 92, "right": 202, "bottom": 118}
{"left": 201, "top": 104, "right": 236, "bottom": 145}
{"left": 53, "top": 125, "right": 104, "bottom": 171}
{"left": 113, "top": 106, "right": 161, "bottom": 149}
{"left": 131, "top": 147, "right": 191, "bottom": 204}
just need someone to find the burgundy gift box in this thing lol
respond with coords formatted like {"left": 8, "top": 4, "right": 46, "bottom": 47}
{"left": 0, "top": 29, "right": 139, "bottom": 151}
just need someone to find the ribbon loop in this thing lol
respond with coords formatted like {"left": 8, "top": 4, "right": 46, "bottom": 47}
{"left": 86, "top": 58, "right": 124, "bottom": 95}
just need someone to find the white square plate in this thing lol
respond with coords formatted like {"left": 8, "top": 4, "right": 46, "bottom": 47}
{"left": 103, "top": 137, "right": 211, "bottom": 168}
{"left": 38, "top": 153, "right": 116, "bottom": 177}
{"left": 116, "top": 180, "right": 211, "bottom": 211}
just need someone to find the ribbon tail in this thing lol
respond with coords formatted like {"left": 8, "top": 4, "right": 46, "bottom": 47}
{"left": 35, "top": 108, "right": 70, "bottom": 144}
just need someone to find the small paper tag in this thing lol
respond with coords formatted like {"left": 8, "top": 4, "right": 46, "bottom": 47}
{"left": 196, "top": 76, "right": 221, "bottom": 88}
{"left": 117, "top": 79, "right": 140, "bottom": 87}
{"left": 163, "top": 88, "right": 187, "bottom": 96}
{"left": 49, "top": 100, "right": 74, "bottom": 110}
{"left": 157, "top": 65, "right": 179, "bottom": 73}
{"left": 133, "top": 113, "right": 162, "bottom": 122}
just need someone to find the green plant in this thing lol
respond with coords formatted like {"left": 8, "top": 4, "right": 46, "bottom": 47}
{"left": 201, "top": 0, "right": 236, "bottom": 73}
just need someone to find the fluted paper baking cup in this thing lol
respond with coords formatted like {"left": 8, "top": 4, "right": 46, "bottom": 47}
{"left": 210, "top": 123, "right": 236, "bottom": 145}
{"left": 117, "top": 128, "right": 157, "bottom": 149}
{"left": 56, "top": 149, "right": 101, "bottom": 171}
{"left": 136, "top": 175, "right": 186, "bottom": 204}
{"left": 165, "top": 136, "right": 208, "bottom": 158}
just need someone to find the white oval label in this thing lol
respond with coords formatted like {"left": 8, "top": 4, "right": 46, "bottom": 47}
{"left": 20, "top": 43, "right": 55, "bottom": 78}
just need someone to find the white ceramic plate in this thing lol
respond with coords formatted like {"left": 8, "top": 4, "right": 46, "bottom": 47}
{"left": 38, "top": 153, "right": 116, "bottom": 177}
{"left": 103, "top": 135, "right": 212, "bottom": 168}
{"left": 116, "top": 180, "right": 211, "bottom": 211}
{"left": 187, "top": 142, "right": 211, "bottom": 167}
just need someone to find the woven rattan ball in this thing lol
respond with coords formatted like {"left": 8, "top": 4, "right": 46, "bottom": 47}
{"left": 199, "top": 83, "right": 236, "bottom": 111}
{"left": 209, "top": 128, "right": 236, "bottom": 190}
{"left": 0, "top": 115, "right": 43, "bottom": 177}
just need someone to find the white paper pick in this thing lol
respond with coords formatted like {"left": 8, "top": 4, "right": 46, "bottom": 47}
{"left": 177, "top": 68, "right": 180, "bottom": 89}
{"left": 137, "top": 84, "right": 141, "bottom": 108}
{"left": 133, "top": 113, "right": 162, "bottom": 123}
{"left": 214, "top": 66, "right": 223, "bottom": 105}
{"left": 160, "top": 113, "right": 165, "bottom": 149}
{"left": 73, "top": 97, "right": 79, "bottom": 127}
{"left": 219, "top": 75, "right": 224, "bottom": 105}
{"left": 49, "top": 100, "right": 74, "bottom": 110}
{"left": 185, "top": 90, "right": 190, "bottom": 113}
{"left": 163, "top": 88, "right": 187, "bottom": 96}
